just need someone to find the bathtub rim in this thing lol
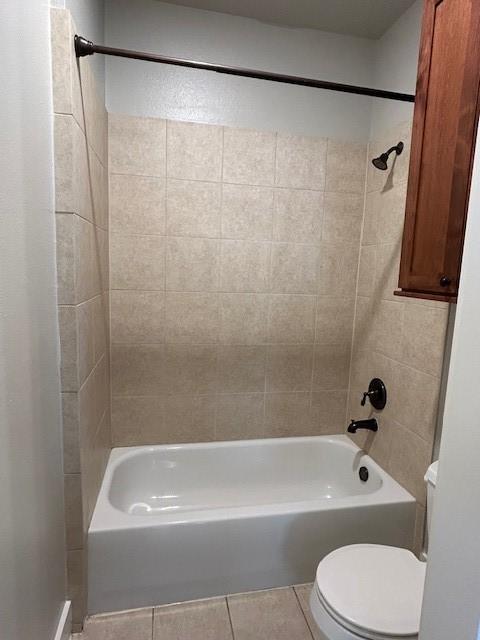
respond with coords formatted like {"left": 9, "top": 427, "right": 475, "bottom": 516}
{"left": 89, "top": 434, "right": 415, "bottom": 532}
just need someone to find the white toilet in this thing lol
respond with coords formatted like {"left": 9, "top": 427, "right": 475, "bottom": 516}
{"left": 309, "top": 461, "right": 438, "bottom": 640}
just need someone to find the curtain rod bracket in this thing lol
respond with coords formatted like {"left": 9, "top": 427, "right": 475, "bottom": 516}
{"left": 75, "top": 35, "right": 95, "bottom": 58}
{"left": 73, "top": 34, "right": 415, "bottom": 103}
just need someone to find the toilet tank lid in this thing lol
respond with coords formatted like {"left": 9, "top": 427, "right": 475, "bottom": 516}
{"left": 425, "top": 460, "right": 439, "bottom": 485}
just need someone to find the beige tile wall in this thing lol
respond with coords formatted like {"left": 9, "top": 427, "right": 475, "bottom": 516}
{"left": 51, "top": 8, "right": 111, "bottom": 630}
{"left": 109, "top": 114, "right": 367, "bottom": 446}
{"left": 347, "top": 120, "right": 449, "bottom": 545}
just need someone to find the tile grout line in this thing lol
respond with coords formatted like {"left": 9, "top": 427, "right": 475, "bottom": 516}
{"left": 224, "top": 595, "right": 236, "bottom": 640}
{"left": 292, "top": 586, "right": 316, "bottom": 640}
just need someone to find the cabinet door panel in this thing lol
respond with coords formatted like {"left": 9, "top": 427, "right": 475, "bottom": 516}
{"left": 398, "top": 0, "right": 480, "bottom": 299}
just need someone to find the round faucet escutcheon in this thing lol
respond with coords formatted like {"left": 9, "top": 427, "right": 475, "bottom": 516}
{"left": 361, "top": 378, "right": 387, "bottom": 410}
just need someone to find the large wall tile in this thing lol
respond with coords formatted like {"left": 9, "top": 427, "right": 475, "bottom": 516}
{"left": 357, "top": 246, "right": 377, "bottom": 298}
{"left": 315, "top": 297, "right": 354, "bottom": 345}
{"left": 163, "top": 345, "right": 218, "bottom": 395}
{"left": 167, "top": 120, "right": 223, "bottom": 181}
{"left": 361, "top": 191, "right": 378, "bottom": 245}
{"left": 110, "top": 174, "right": 165, "bottom": 235}
{"left": 391, "top": 363, "right": 440, "bottom": 442}
{"left": 111, "top": 290, "right": 165, "bottom": 343}
{"left": 56, "top": 213, "right": 75, "bottom": 305}
{"left": 322, "top": 192, "right": 363, "bottom": 245}
{"left": 75, "top": 215, "right": 101, "bottom": 302}
{"left": 267, "top": 294, "right": 316, "bottom": 344}
{"left": 266, "top": 345, "right": 314, "bottom": 392}
{"left": 273, "top": 189, "right": 323, "bottom": 243}
{"left": 223, "top": 127, "right": 275, "bottom": 185}
{"left": 90, "top": 150, "right": 108, "bottom": 230}
{"left": 77, "top": 299, "right": 96, "bottom": 385}
{"left": 270, "top": 243, "right": 318, "bottom": 294}
{"left": 264, "top": 393, "right": 313, "bottom": 438}
{"left": 166, "top": 237, "right": 219, "bottom": 291}
{"left": 111, "top": 234, "right": 165, "bottom": 290}
{"left": 51, "top": 8, "right": 72, "bottom": 116}
{"left": 217, "top": 345, "right": 266, "bottom": 394}
{"left": 59, "top": 306, "right": 78, "bottom": 391}
{"left": 55, "top": 114, "right": 75, "bottom": 212}
{"left": 91, "top": 294, "right": 108, "bottom": 364}
{"left": 374, "top": 300, "right": 405, "bottom": 361}
{"left": 163, "top": 395, "right": 216, "bottom": 443}
{"left": 401, "top": 303, "right": 448, "bottom": 377}
{"left": 111, "top": 344, "right": 166, "bottom": 396}
{"left": 64, "top": 473, "right": 83, "bottom": 550}
{"left": 317, "top": 242, "right": 359, "bottom": 298}
{"left": 67, "top": 549, "right": 87, "bottom": 626}
{"left": 311, "top": 390, "right": 348, "bottom": 434}
{"left": 376, "top": 182, "right": 408, "bottom": 245}
{"left": 165, "top": 292, "right": 219, "bottom": 343}
{"left": 215, "top": 393, "right": 265, "bottom": 441}
{"left": 275, "top": 133, "right": 327, "bottom": 190}
{"left": 109, "top": 113, "right": 166, "bottom": 176}
{"left": 78, "top": 356, "right": 108, "bottom": 451}
{"left": 222, "top": 184, "right": 273, "bottom": 240}
{"left": 167, "top": 178, "right": 221, "bottom": 237}
{"left": 73, "top": 121, "right": 94, "bottom": 224}
{"left": 62, "top": 392, "right": 80, "bottom": 474}
{"left": 352, "top": 297, "right": 377, "bottom": 353}
{"left": 78, "top": 60, "right": 108, "bottom": 166}
{"left": 112, "top": 396, "right": 164, "bottom": 446}
{"left": 375, "top": 242, "right": 401, "bottom": 302}
{"left": 219, "top": 294, "right": 268, "bottom": 344}
{"left": 388, "top": 422, "right": 432, "bottom": 505}
{"left": 325, "top": 140, "right": 366, "bottom": 193}
{"left": 55, "top": 114, "right": 98, "bottom": 221}
{"left": 219, "top": 240, "right": 270, "bottom": 292}
{"left": 312, "top": 344, "right": 351, "bottom": 391}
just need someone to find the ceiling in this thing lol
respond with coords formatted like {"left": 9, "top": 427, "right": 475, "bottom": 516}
{"left": 159, "top": 0, "right": 418, "bottom": 39}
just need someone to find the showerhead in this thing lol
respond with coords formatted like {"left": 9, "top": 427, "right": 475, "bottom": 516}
{"left": 371, "top": 141, "right": 404, "bottom": 171}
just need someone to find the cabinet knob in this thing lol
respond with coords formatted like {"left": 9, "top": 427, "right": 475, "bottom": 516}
{"left": 439, "top": 275, "right": 452, "bottom": 287}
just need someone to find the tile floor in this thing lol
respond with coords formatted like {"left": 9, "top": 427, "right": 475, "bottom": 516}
{"left": 74, "top": 584, "right": 323, "bottom": 640}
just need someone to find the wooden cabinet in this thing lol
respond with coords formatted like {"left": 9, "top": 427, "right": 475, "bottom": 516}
{"left": 397, "top": 0, "right": 480, "bottom": 302}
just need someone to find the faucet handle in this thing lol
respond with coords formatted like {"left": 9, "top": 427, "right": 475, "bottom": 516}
{"left": 360, "top": 378, "right": 387, "bottom": 410}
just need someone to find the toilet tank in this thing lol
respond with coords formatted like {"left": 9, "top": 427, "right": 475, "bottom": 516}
{"left": 424, "top": 461, "right": 439, "bottom": 542}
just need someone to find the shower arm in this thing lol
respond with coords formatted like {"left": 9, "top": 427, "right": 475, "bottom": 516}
{"left": 74, "top": 35, "right": 415, "bottom": 103}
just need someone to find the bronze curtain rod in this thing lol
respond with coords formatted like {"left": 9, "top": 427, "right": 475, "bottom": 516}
{"left": 74, "top": 35, "right": 415, "bottom": 103}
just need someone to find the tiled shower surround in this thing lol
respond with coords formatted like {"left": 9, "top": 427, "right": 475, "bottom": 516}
{"left": 52, "top": 8, "right": 448, "bottom": 630}
{"left": 108, "top": 112, "right": 448, "bottom": 520}
{"left": 52, "top": 9, "right": 110, "bottom": 629}
{"left": 109, "top": 116, "right": 365, "bottom": 445}
{"left": 348, "top": 120, "right": 449, "bottom": 533}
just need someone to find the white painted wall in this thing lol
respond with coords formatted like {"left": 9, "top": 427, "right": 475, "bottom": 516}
{"left": 0, "top": 2, "right": 67, "bottom": 640}
{"left": 419, "top": 143, "right": 480, "bottom": 640}
{"left": 105, "top": 0, "right": 374, "bottom": 140}
{"left": 370, "top": 0, "right": 422, "bottom": 137}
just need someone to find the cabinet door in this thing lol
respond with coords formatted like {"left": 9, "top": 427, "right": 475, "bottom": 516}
{"left": 398, "top": 0, "right": 480, "bottom": 300}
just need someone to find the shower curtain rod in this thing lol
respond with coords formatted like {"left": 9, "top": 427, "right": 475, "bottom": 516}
{"left": 74, "top": 35, "right": 415, "bottom": 103}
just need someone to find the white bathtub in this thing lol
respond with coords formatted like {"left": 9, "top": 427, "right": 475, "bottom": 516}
{"left": 88, "top": 435, "right": 416, "bottom": 614}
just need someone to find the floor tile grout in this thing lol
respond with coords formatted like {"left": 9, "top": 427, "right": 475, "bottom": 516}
{"left": 84, "top": 584, "right": 318, "bottom": 640}
{"left": 292, "top": 586, "right": 316, "bottom": 640}
{"left": 225, "top": 595, "right": 236, "bottom": 640}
